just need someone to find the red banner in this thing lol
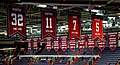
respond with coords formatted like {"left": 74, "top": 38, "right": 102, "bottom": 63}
{"left": 97, "top": 33, "right": 106, "bottom": 51}
{"left": 69, "top": 38, "right": 76, "bottom": 51}
{"left": 78, "top": 35, "right": 86, "bottom": 51}
{"left": 53, "top": 37, "right": 60, "bottom": 51}
{"left": 26, "top": 38, "right": 31, "bottom": 51}
{"left": 41, "top": 9, "right": 57, "bottom": 38}
{"left": 61, "top": 36, "right": 68, "bottom": 51}
{"left": 8, "top": 4, "right": 26, "bottom": 37}
{"left": 32, "top": 38, "right": 38, "bottom": 49}
{"left": 87, "top": 34, "right": 95, "bottom": 51}
{"left": 45, "top": 37, "right": 53, "bottom": 51}
{"left": 108, "top": 32, "right": 118, "bottom": 50}
{"left": 37, "top": 38, "right": 41, "bottom": 49}
{"left": 92, "top": 16, "right": 103, "bottom": 40}
{"left": 68, "top": 13, "right": 81, "bottom": 39}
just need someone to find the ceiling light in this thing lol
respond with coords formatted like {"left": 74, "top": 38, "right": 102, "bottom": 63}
{"left": 36, "top": 4, "right": 47, "bottom": 8}
{"left": 53, "top": 6, "right": 58, "bottom": 9}
{"left": 83, "top": 20, "right": 86, "bottom": 22}
{"left": 102, "top": 21, "right": 107, "bottom": 24}
{"left": 96, "top": 13, "right": 103, "bottom": 16}
{"left": 98, "top": 6, "right": 101, "bottom": 7}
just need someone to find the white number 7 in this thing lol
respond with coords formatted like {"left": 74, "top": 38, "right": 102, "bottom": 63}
{"left": 73, "top": 20, "right": 76, "bottom": 30}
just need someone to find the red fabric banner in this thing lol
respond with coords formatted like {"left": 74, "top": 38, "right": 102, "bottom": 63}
{"left": 87, "top": 34, "right": 95, "bottom": 51}
{"left": 32, "top": 38, "right": 38, "bottom": 50}
{"left": 68, "top": 13, "right": 81, "bottom": 39}
{"left": 53, "top": 37, "right": 60, "bottom": 51}
{"left": 92, "top": 16, "right": 103, "bottom": 40}
{"left": 8, "top": 4, "right": 26, "bottom": 37}
{"left": 78, "top": 35, "right": 86, "bottom": 51}
{"left": 26, "top": 38, "right": 31, "bottom": 51}
{"left": 69, "top": 38, "right": 76, "bottom": 51}
{"left": 45, "top": 37, "right": 53, "bottom": 51}
{"left": 61, "top": 36, "right": 68, "bottom": 51}
{"left": 108, "top": 32, "right": 118, "bottom": 50}
{"left": 97, "top": 33, "right": 106, "bottom": 51}
{"left": 41, "top": 9, "right": 57, "bottom": 38}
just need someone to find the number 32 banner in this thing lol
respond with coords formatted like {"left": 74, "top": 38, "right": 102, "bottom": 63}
{"left": 92, "top": 16, "right": 103, "bottom": 40}
{"left": 41, "top": 9, "right": 56, "bottom": 38}
{"left": 68, "top": 13, "right": 81, "bottom": 39}
{"left": 8, "top": 4, "right": 26, "bottom": 37}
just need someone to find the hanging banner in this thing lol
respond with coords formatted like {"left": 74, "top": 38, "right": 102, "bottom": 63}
{"left": 53, "top": 37, "right": 60, "bottom": 51}
{"left": 45, "top": 37, "right": 53, "bottom": 51}
{"left": 97, "top": 33, "right": 106, "bottom": 51}
{"left": 41, "top": 9, "right": 57, "bottom": 38}
{"left": 8, "top": 4, "right": 26, "bottom": 37}
{"left": 61, "top": 36, "right": 68, "bottom": 51}
{"left": 68, "top": 12, "right": 81, "bottom": 39}
{"left": 69, "top": 38, "right": 76, "bottom": 51}
{"left": 37, "top": 38, "right": 41, "bottom": 48}
{"left": 108, "top": 32, "right": 118, "bottom": 50}
{"left": 78, "top": 35, "right": 86, "bottom": 51}
{"left": 32, "top": 38, "right": 38, "bottom": 50}
{"left": 31, "top": 38, "right": 34, "bottom": 49}
{"left": 87, "top": 34, "right": 95, "bottom": 51}
{"left": 92, "top": 16, "right": 103, "bottom": 40}
{"left": 26, "top": 38, "right": 31, "bottom": 51}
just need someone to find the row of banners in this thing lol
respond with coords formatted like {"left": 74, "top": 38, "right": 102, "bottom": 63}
{"left": 8, "top": 4, "right": 103, "bottom": 40}
{"left": 8, "top": 4, "right": 118, "bottom": 51}
{"left": 24, "top": 32, "right": 118, "bottom": 51}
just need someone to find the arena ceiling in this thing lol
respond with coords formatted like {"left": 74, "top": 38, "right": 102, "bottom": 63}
{"left": 0, "top": 0, "right": 120, "bottom": 38}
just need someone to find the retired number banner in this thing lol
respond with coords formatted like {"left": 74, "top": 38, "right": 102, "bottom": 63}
{"left": 41, "top": 9, "right": 57, "bottom": 38}
{"left": 68, "top": 13, "right": 81, "bottom": 39}
{"left": 61, "top": 36, "right": 68, "bottom": 51}
{"left": 92, "top": 16, "right": 103, "bottom": 40}
{"left": 8, "top": 4, "right": 26, "bottom": 37}
{"left": 108, "top": 32, "right": 118, "bottom": 50}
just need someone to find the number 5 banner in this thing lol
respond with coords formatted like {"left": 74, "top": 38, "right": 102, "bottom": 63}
{"left": 8, "top": 4, "right": 26, "bottom": 37}
{"left": 92, "top": 16, "right": 103, "bottom": 40}
{"left": 41, "top": 9, "right": 57, "bottom": 38}
{"left": 68, "top": 12, "right": 81, "bottom": 39}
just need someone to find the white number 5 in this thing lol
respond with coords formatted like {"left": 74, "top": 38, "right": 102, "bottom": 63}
{"left": 96, "top": 22, "right": 99, "bottom": 32}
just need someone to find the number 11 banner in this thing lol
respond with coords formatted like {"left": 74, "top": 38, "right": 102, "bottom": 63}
{"left": 68, "top": 12, "right": 81, "bottom": 39}
{"left": 41, "top": 9, "right": 57, "bottom": 38}
{"left": 8, "top": 4, "right": 26, "bottom": 37}
{"left": 92, "top": 16, "right": 103, "bottom": 40}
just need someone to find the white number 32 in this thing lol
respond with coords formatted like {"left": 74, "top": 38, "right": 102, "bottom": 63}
{"left": 11, "top": 13, "right": 23, "bottom": 26}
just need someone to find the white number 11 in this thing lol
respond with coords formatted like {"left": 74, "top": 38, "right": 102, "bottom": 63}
{"left": 46, "top": 17, "right": 52, "bottom": 28}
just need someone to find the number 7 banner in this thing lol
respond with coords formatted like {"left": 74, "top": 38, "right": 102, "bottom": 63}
{"left": 8, "top": 4, "right": 26, "bottom": 37}
{"left": 41, "top": 9, "right": 57, "bottom": 38}
{"left": 68, "top": 12, "right": 81, "bottom": 39}
{"left": 92, "top": 16, "right": 103, "bottom": 40}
